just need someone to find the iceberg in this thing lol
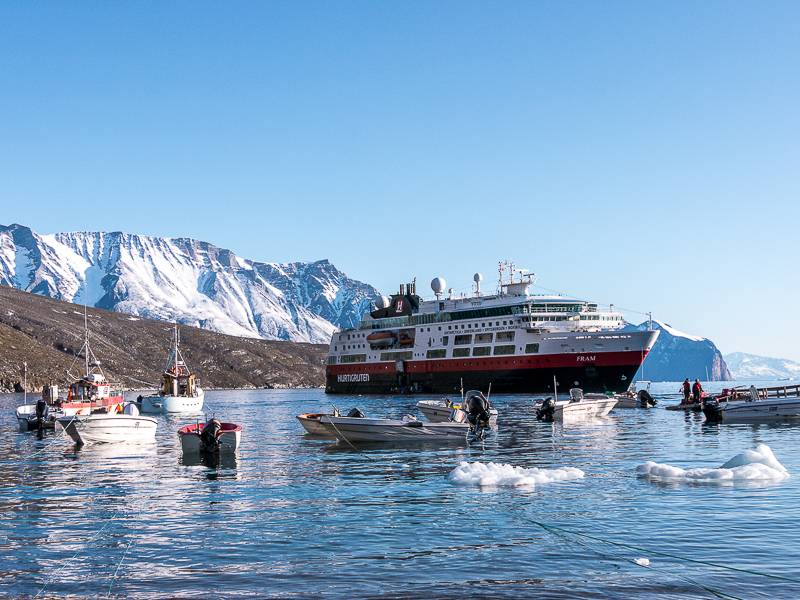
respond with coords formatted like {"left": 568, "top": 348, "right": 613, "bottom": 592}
{"left": 449, "top": 461, "right": 584, "bottom": 488}
{"left": 636, "top": 444, "right": 788, "bottom": 484}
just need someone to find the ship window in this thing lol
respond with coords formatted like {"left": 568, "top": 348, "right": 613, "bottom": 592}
{"left": 427, "top": 349, "right": 446, "bottom": 359}
{"left": 334, "top": 346, "right": 337, "bottom": 351}
{"left": 328, "top": 356, "right": 337, "bottom": 365}
{"left": 454, "top": 334, "right": 472, "bottom": 345}
{"left": 453, "top": 348, "right": 470, "bottom": 358}
{"left": 496, "top": 331, "right": 515, "bottom": 342}
{"left": 340, "top": 354, "right": 366, "bottom": 363}
{"left": 379, "top": 351, "right": 413, "bottom": 361}
{"left": 494, "top": 345, "right": 515, "bottom": 356}
{"left": 475, "top": 333, "right": 493, "bottom": 343}
{"left": 442, "top": 336, "right": 449, "bottom": 345}
{"left": 525, "top": 343, "right": 540, "bottom": 354}
{"left": 473, "top": 346, "right": 491, "bottom": 356}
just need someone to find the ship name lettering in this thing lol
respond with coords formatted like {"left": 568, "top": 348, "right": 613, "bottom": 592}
{"left": 576, "top": 355, "right": 596, "bottom": 362}
{"left": 337, "top": 373, "right": 370, "bottom": 383}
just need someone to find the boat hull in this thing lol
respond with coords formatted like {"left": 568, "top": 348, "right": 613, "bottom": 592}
{"left": 416, "top": 401, "right": 499, "bottom": 424}
{"left": 704, "top": 399, "right": 800, "bottom": 423}
{"left": 141, "top": 389, "right": 204, "bottom": 414}
{"left": 554, "top": 397, "right": 617, "bottom": 420}
{"left": 319, "top": 415, "right": 471, "bottom": 442}
{"left": 326, "top": 358, "right": 643, "bottom": 395}
{"left": 57, "top": 414, "right": 158, "bottom": 444}
{"left": 178, "top": 422, "right": 241, "bottom": 453}
{"left": 297, "top": 413, "right": 335, "bottom": 436}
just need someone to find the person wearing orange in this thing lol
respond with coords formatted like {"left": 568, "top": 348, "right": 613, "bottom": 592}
{"left": 692, "top": 379, "right": 703, "bottom": 403}
{"left": 680, "top": 378, "right": 691, "bottom": 404}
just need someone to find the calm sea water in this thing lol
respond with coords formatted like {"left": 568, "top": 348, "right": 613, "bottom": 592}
{"left": 2, "top": 382, "right": 800, "bottom": 599}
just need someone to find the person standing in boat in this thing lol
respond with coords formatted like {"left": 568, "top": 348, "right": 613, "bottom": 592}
{"left": 692, "top": 379, "right": 703, "bottom": 404}
{"left": 680, "top": 378, "right": 691, "bottom": 404}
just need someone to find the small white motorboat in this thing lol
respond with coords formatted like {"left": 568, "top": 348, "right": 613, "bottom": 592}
{"left": 140, "top": 326, "right": 204, "bottom": 414}
{"left": 614, "top": 381, "right": 657, "bottom": 409}
{"left": 318, "top": 414, "right": 473, "bottom": 443}
{"left": 703, "top": 384, "right": 800, "bottom": 424}
{"left": 535, "top": 388, "right": 617, "bottom": 422}
{"left": 416, "top": 397, "right": 499, "bottom": 423}
{"left": 57, "top": 403, "right": 157, "bottom": 445}
{"left": 178, "top": 419, "right": 242, "bottom": 453}
{"left": 16, "top": 403, "right": 63, "bottom": 432}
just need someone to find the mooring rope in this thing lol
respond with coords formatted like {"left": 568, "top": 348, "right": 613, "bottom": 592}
{"left": 526, "top": 519, "right": 800, "bottom": 586}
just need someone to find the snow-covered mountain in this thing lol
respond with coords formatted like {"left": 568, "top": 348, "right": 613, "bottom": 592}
{"left": 627, "top": 319, "right": 732, "bottom": 382}
{"left": 724, "top": 352, "right": 800, "bottom": 380}
{"left": 0, "top": 224, "right": 380, "bottom": 343}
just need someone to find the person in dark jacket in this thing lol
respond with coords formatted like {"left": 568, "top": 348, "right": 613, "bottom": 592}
{"left": 680, "top": 379, "right": 691, "bottom": 404}
{"left": 692, "top": 379, "right": 703, "bottom": 403}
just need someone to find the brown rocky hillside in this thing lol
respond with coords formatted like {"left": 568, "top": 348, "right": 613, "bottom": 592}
{"left": 0, "top": 286, "right": 327, "bottom": 392}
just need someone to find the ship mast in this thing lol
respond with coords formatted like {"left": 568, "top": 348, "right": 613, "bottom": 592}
{"left": 84, "top": 303, "right": 89, "bottom": 377}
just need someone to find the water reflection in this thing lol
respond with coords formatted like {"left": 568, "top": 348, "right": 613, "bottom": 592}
{"left": 1, "top": 385, "right": 799, "bottom": 599}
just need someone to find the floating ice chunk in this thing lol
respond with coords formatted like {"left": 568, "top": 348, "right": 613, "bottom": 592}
{"left": 636, "top": 444, "right": 789, "bottom": 484}
{"left": 634, "top": 558, "right": 650, "bottom": 567}
{"left": 449, "top": 461, "right": 584, "bottom": 488}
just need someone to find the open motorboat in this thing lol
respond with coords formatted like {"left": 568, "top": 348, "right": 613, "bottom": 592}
{"left": 58, "top": 403, "right": 157, "bottom": 445}
{"left": 178, "top": 419, "right": 242, "bottom": 453}
{"left": 417, "top": 392, "right": 499, "bottom": 424}
{"left": 614, "top": 381, "right": 657, "bottom": 409}
{"left": 297, "top": 407, "right": 363, "bottom": 436}
{"left": 139, "top": 325, "right": 204, "bottom": 414}
{"left": 535, "top": 388, "right": 617, "bottom": 422}
{"left": 16, "top": 373, "right": 63, "bottom": 432}
{"left": 318, "top": 414, "right": 473, "bottom": 443}
{"left": 703, "top": 384, "right": 800, "bottom": 424}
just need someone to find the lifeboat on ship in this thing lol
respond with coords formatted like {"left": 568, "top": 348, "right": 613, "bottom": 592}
{"left": 367, "top": 331, "right": 396, "bottom": 348}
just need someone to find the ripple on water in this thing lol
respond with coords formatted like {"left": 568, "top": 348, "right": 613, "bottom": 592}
{"left": 1, "top": 384, "right": 800, "bottom": 598}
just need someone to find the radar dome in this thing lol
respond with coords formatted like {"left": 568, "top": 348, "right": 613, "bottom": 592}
{"left": 375, "top": 295, "right": 390, "bottom": 309}
{"left": 431, "top": 277, "right": 447, "bottom": 295}
{"left": 473, "top": 273, "right": 483, "bottom": 284}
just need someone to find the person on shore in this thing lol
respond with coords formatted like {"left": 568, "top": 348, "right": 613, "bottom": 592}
{"left": 692, "top": 379, "right": 703, "bottom": 403}
{"left": 680, "top": 378, "right": 691, "bottom": 404}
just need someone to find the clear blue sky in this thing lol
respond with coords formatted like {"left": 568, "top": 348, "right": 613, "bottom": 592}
{"left": 1, "top": 2, "right": 799, "bottom": 359}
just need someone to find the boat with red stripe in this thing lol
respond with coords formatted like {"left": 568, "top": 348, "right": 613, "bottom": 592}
{"left": 326, "top": 263, "right": 658, "bottom": 394}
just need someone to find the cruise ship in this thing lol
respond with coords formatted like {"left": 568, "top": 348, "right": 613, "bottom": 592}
{"left": 325, "top": 268, "right": 659, "bottom": 395}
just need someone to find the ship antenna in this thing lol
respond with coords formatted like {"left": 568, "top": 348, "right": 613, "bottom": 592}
{"left": 23, "top": 361, "right": 27, "bottom": 404}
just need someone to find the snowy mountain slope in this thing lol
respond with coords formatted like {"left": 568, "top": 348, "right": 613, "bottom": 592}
{"left": 0, "top": 224, "right": 379, "bottom": 343}
{"left": 626, "top": 320, "right": 732, "bottom": 381}
{"left": 724, "top": 352, "right": 800, "bottom": 380}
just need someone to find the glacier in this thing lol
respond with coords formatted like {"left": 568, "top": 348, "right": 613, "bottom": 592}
{"left": 0, "top": 224, "right": 380, "bottom": 343}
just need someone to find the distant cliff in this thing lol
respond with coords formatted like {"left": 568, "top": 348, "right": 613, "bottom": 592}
{"left": 724, "top": 352, "right": 800, "bottom": 380}
{"left": 0, "top": 286, "right": 327, "bottom": 392}
{"left": 627, "top": 320, "right": 732, "bottom": 382}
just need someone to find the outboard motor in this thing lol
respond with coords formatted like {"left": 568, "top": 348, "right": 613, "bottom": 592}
{"left": 702, "top": 399, "right": 724, "bottom": 423}
{"left": 464, "top": 391, "right": 491, "bottom": 433}
{"left": 536, "top": 397, "right": 556, "bottom": 422}
{"left": 200, "top": 418, "right": 223, "bottom": 452}
{"left": 35, "top": 397, "right": 48, "bottom": 431}
{"left": 637, "top": 389, "right": 657, "bottom": 408}
{"left": 346, "top": 408, "right": 365, "bottom": 418}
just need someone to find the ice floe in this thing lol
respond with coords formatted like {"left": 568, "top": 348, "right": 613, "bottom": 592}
{"left": 636, "top": 444, "right": 788, "bottom": 484}
{"left": 449, "top": 461, "right": 584, "bottom": 488}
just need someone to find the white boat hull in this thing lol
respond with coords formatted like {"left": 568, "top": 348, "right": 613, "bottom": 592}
{"left": 554, "top": 397, "right": 617, "bottom": 420}
{"left": 58, "top": 414, "right": 158, "bottom": 444}
{"left": 707, "top": 399, "right": 800, "bottom": 423}
{"left": 297, "top": 414, "right": 335, "bottom": 436}
{"left": 141, "top": 388, "right": 204, "bottom": 414}
{"left": 416, "top": 401, "right": 498, "bottom": 424}
{"left": 179, "top": 429, "right": 240, "bottom": 453}
{"left": 319, "top": 415, "right": 472, "bottom": 442}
